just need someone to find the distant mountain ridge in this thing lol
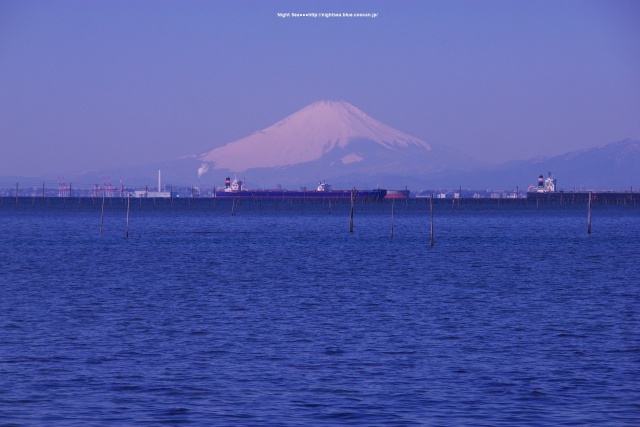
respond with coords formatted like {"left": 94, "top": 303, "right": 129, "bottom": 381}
{"left": 461, "top": 138, "right": 640, "bottom": 190}
{"left": 2, "top": 98, "right": 637, "bottom": 191}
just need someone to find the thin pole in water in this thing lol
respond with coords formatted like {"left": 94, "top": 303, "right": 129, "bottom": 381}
{"left": 15, "top": 182, "right": 18, "bottom": 206}
{"left": 390, "top": 198, "right": 395, "bottom": 239}
{"left": 126, "top": 194, "right": 130, "bottom": 239}
{"left": 100, "top": 195, "right": 105, "bottom": 234}
{"left": 349, "top": 188, "right": 355, "bottom": 233}
{"left": 430, "top": 192, "right": 435, "bottom": 247}
{"left": 588, "top": 191, "right": 592, "bottom": 234}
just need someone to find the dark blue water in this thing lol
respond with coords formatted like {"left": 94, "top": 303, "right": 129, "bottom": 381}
{"left": 1, "top": 199, "right": 639, "bottom": 425}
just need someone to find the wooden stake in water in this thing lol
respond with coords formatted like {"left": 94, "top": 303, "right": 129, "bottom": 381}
{"left": 349, "top": 188, "right": 355, "bottom": 233}
{"left": 100, "top": 195, "right": 105, "bottom": 234}
{"left": 231, "top": 198, "right": 238, "bottom": 216}
{"left": 587, "top": 191, "right": 592, "bottom": 234}
{"left": 390, "top": 198, "right": 395, "bottom": 239}
{"left": 15, "top": 182, "right": 18, "bottom": 206}
{"left": 430, "top": 192, "right": 435, "bottom": 247}
{"left": 126, "top": 194, "right": 130, "bottom": 239}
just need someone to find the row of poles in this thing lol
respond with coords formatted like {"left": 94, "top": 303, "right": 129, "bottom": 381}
{"left": 57, "top": 190, "right": 596, "bottom": 240}
{"left": 349, "top": 189, "right": 435, "bottom": 246}
{"left": 96, "top": 190, "right": 438, "bottom": 243}
{"left": 99, "top": 194, "right": 130, "bottom": 238}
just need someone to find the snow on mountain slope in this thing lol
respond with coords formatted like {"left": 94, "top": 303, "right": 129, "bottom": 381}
{"left": 199, "top": 100, "right": 430, "bottom": 173}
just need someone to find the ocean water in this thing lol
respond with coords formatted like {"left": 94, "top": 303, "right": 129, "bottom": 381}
{"left": 1, "top": 198, "right": 639, "bottom": 426}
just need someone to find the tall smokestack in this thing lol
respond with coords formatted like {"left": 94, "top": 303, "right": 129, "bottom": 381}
{"left": 158, "top": 170, "right": 161, "bottom": 192}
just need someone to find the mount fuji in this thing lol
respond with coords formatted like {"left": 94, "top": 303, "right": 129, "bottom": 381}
{"left": 197, "top": 100, "right": 477, "bottom": 189}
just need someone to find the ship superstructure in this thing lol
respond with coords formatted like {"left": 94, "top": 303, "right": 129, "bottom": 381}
{"left": 533, "top": 172, "right": 557, "bottom": 193}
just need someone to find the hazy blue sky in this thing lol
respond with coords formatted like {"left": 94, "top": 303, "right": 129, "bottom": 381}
{"left": 1, "top": 0, "right": 639, "bottom": 177}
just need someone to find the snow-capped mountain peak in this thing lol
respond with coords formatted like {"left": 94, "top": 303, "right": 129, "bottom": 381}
{"left": 199, "top": 100, "right": 430, "bottom": 173}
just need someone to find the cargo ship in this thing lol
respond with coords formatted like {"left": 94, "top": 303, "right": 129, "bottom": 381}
{"left": 214, "top": 177, "right": 387, "bottom": 199}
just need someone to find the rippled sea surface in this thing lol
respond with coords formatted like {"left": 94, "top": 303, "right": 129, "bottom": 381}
{"left": 1, "top": 198, "right": 639, "bottom": 426}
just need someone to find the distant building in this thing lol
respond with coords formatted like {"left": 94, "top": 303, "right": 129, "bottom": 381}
{"left": 132, "top": 170, "right": 171, "bottom": 198}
